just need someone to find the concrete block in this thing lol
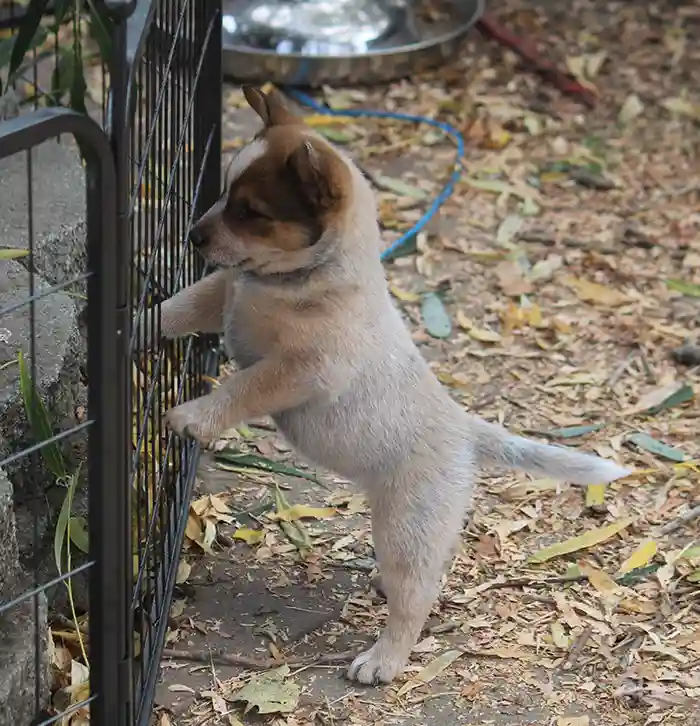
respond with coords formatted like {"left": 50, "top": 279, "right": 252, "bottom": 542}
{"left": 0, "top": 586, "right": 50, "bottom": 725}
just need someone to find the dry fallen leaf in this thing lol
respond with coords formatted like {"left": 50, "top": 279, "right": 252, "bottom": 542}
{"left": 618, "top": 93, "right": 644, "bottom": 124}
{"left": 564, "top": 276, "right": 630, "bottom": 307}
{"left": 396, "top": 650, "right": 463, "bottom": 697}
{"left": 528, "top": 518, "right": 635, "bottom": 564}
{"left": 618, "top": 540, "right": 658, "bottom": 575}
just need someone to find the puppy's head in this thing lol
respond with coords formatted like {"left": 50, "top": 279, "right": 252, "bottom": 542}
{"left": 189, "top": 86, "right": 352, "bottom": 276}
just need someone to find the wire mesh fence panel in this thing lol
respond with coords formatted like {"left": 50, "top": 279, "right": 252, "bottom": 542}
{"left": 0, "top": 107, "right": 126, "bottom": 726}
{"left": 124, "top": 1, "right": 222, "bottom": 723}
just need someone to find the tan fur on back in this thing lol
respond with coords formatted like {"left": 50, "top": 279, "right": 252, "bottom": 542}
{"left": 141, "top": 87, "right": 630, "bottom": 686}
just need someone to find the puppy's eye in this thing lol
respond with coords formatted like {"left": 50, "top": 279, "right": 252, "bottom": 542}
{"left": 232, "top": 200, "right": 265, "bottom": 221}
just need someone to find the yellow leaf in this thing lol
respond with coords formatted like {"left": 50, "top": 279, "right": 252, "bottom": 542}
{"left": 185, "top": 513, "right": 202, "bottom": 541}
{"left": 272, "top": 505, "right": 337, "bottom": 522}
{"left": 468, "top": 326, "right": 502, "bottom": 343}
{"left": 233, "top": 527, "right": 264, "bottom": 545}
{"left": 661, "top": 97, "right": 700, "bottom": 121}
{"left": 484, "top": 126, "right": 512, "bottom": 150}
{"left": 303, "top": 114, "right": 354, "bottom": 127}
{"left": 580, "top": 563, "right": 619, "bottom": 597}
{"left": 456, "top": 310, "right": 474, "bottom": 330}
{"left": 617, "top": 539, "right": 657, "bottom": 575}
{"left": 175, "top": 560, "right": 192, "bottom": 584}
{"left": 0, "top": 248, "right": 30, "bottom": 260}
{"left": 389, "top": 285, "right": 421, "bottom": 303}
{"left": 527, "top": 518, "right": 635, "bottom": 564}
{"left": 564, "top": 276, "right": 630, "bottom": 307}
{"left": 209, "top": 494, "right": 233, "bottom": 514}
{"left": 585, "top": 483, "right": 606, "bottom": 507}
{"left": 396, "top": 650, "right": 463, "bottom": 698}
{"left": 191, "top": 495, "right": 211, "bottom": 516}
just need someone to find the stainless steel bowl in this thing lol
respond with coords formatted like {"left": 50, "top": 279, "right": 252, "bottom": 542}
{"left": 222, "top": 0, "right": 484, "bottom": 87}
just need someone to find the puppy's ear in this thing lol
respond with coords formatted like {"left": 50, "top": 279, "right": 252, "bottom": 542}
{"left": 242, "top": 85, "right": 301, "bottom": 127}
{"left": 242, "top": 86, "right": 270, "bottom": 125}
{"left": 286, "top": 140, "right": 347, "bottom": 213}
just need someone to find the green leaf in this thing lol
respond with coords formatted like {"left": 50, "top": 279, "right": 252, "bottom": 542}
{"left": 375, "top": 175, "right": 427, "bottom": 200}
{"left": 421, "top": 292, "right": 452, "bottom": 339}
{"left": 666, "top": 279, "right": 700, "bottom": 298}
{"left": 50, "top": 46, "right": 76, "bottom": 105}
{"left": 86, "top": 0, "right": 114, "bottom": 65}
{"left": 215, "top": 450, "right": 318, "bottom": 483}
{"left": 68, "top": 516, "right": 89, "bottom": 553}
{"left": 687, "top": 569, "right": 700, "bottom": 583}
{"left": 646, "top": 383, "right": 694, "bottom": 415}
{"left": 8, "top": 0, "right": 50, "bottom": 80}
{"left": 18, "top": 351, "right": 68, "bottom": 479}
{"left": 54, "top": 474, "right": 79, "bottom": 578}
{"left": 626, "top": 433, "right": 689, "bottom": 462}
{"left": 542, "top": 423, "right": 605, "bottom": 439}
{"left": 317, "top": 127, "right": 354, "bottom": 144}
{"left": 0, "top": 23, "right": 48, "bottom": 96}
{"left": 51, "top": 0, "right": 74, "bottom": 26}
{"left": 0, "top": 248, "right": 30, "bottom": 260}
{"left": 616, "top": 562, "right": 661, "bottom": 587}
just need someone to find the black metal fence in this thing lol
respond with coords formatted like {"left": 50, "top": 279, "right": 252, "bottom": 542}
{"left": 124, "top": 2, "right": 222, "bottom": 723}
{"left": 0, "top": 1, "right": 222, "bottom": 724}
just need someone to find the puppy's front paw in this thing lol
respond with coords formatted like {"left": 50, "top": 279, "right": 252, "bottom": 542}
{"left": 347, "top": 643, "right": 407, "bottom": 686}
{"left": 165, "top": 397, "right": 220, "bottom": 446}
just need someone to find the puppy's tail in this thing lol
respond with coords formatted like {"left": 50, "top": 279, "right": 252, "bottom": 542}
{"left": 467, "top": 416, "right": 631, "bottom": 485}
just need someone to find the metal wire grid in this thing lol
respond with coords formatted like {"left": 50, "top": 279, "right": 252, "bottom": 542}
{"left": 0, "top": 109, "right": 123, "bottom": 726}
{"left": 124, "top": 1, "right": 221, "bottom": 723}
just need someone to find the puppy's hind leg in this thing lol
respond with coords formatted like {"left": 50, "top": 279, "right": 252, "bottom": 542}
{"left": 348, "top": 465, "right": 474, "bottom": 685}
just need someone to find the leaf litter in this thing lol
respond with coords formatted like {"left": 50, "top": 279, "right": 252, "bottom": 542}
{"left": 160, "top": 2, "right": 700, "bottom": 724}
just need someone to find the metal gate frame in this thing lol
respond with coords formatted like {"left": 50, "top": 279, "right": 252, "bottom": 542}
{"left": 0, "top": 107, "right": 127, "bottom": 725}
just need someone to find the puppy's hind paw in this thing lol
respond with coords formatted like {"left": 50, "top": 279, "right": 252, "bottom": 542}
{"left": 346, "top": 643, "right": 406, "bottom": 686}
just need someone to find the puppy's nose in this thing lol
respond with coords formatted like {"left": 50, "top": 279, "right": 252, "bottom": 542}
{"left": 189, "top": 227, "right": 205, "bottom": 247}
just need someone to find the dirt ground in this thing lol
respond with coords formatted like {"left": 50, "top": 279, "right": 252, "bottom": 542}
{"left": 153, "top": 2, "right": 700, "bottom": 724}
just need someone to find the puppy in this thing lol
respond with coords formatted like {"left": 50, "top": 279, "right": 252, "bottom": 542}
{"left": 140, "top": 86, "right": 631, "bottom": 685}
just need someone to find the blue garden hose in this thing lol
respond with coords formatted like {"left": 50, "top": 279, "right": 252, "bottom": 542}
{"left": 283, "top": 88, "right": 465, "bottom": 261}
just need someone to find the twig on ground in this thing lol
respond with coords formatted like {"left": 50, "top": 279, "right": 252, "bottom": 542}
{"left": 161, "top": 647, "right": 357, "bottom": 670}
{"left": 658, "top": 502, "right": 700, "bottom": 536}
{"left": 560, "top": 626, "right": 593, "bottom": 670}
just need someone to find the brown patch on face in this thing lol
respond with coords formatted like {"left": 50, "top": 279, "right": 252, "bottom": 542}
{"left": 189, "top": 88, "right": 354, "bottom": 273}
{"left": 223, "top": 130, "right": 329, "bottom": 253}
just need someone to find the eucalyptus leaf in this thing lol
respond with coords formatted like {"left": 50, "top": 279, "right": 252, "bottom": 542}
{"left": 666, "top": 279, "right": 700, "bottom": 298}
{"left": 0, "top": 248, "right": 30, "bottom": 260}
{"left": 317, "top": 127, "right": 354, "bottom": 144}
{"left": 375, "top": 175, "right": 427, "bottom": 200}
{"left": 646, "top": 383, "right": 694, "bottom": 415}
{"left": 626, "top": 433, "right": 689, "bottom": 462}
{"left": 215, "top": 450, "right": 318, "bottom": 482}
{"left": 421, "top": 292, "right": 452, "bottom": 339}
{"left": 18, "top": 351, "right": 67, "bottom": 479}
{"left": 54, "top": 474, "right": 80, "bottom": 579}
{"left": 68, "top": 516, "right": 90, "bottom": 553}
{"left": 8, "top": 0, "right": 50, "bottom": 81}
{"left": 542, "top": 423, "right": 605, "bottom": 439}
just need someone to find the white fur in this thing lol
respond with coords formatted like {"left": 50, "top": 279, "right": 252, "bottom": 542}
{"left": 225, "top": 137, "right": 267, "bottom": 185}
